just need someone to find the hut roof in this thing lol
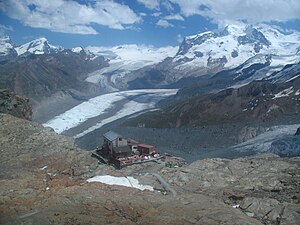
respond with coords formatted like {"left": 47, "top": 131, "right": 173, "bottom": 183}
{"left": 103, "top": 131, "right": 122, "bottom": 142}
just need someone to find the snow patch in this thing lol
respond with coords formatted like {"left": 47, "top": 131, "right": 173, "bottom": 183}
{"left": 87, "top": 175, "right": 154, "bottom": 191}
{"left": 40, "top": 166, "right": 48, "bottom": 170}
{"left": 72, "top": 47, "right": 83, "bottom": 53}
{"left": 272, "top": 87, "right": 294, "bottom": 99}
{"left": 285, "top": 74, "right": 300, "bottom": 83}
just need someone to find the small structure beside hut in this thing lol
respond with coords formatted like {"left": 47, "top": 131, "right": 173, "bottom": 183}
{"left": 92, "top": 131, "right": 162, "bottom": 169}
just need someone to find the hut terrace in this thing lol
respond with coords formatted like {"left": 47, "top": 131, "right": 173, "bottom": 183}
{"left": 92, "top": 131, "right": 163, "bottom": 169}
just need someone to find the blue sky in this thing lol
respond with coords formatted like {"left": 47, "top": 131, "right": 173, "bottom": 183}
{"left": 0, "top": 0, "right": 300, "bottom": 48}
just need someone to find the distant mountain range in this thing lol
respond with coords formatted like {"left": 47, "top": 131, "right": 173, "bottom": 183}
{"left": 1, "top": 22, "right": 299, "bottom": 89}
{"left": 0, "top": 22, "right": 299, "bottom": 123}
{"left": 125, "top": 23, "right": 300, "bottom": 90}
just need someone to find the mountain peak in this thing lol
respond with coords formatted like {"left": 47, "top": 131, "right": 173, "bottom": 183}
{"left": 174, "top": 23, "right": 299, "bottom": 70}
{"left": 15, "top": 37, "right": 63, "bottom": 56}
{"left": 0, "top": 35, "right": 17, "bottom": 61}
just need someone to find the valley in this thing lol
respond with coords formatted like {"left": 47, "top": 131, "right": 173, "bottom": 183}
{"left": 0, "top": 18, "right": 300, "bottom": 225}
{"left": 1, "top": 22, "right": 299, "bottom": 161}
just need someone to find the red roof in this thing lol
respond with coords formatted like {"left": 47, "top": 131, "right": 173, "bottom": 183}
{"left": 138, "top": 144, "right": 156, "bottom": 149}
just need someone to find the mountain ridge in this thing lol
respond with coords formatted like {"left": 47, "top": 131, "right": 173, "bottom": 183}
{"left": 124, "top": 23, "right": 300, "bottom": 90}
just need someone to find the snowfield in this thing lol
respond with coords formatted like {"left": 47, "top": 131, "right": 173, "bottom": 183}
{"left": 85, "top": 44, "right": 178, "bottom": 85}
{"left": 87, "top": 175, "right": 154, "bottom": 191}
{"left": 43, "top": 89, "right": 178, "bottom": 137}
{"left": 173, "top": 23, "right": 300, "bottom": 73}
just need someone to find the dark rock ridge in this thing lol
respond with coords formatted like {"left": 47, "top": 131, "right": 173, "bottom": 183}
{"left": 0, "top": 113, "right": 299, "bottom": 225}
{"left": 0, "top": 89, "right": 32, "bottom": 120}
{"left": 295, "top": 127, "right": 300, "bottom": 135}
{"left": 177, "top": 32, "right": 216, "bottom": 55}
{"left": 125, "top": 77, "right": 300, "bottom": 128}
{"left": 237, "top": 26, "right": 271, "bottom": 47}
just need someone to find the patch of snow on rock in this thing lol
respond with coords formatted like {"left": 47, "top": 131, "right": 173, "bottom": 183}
{"left": 272, "top": 87, "right": 294, "bottom": 99}
{"left": 72, "top": 47, "right": 83, "bottom": 53}
{"left": 87, "top": 175, "right": 154, "bottom": 191}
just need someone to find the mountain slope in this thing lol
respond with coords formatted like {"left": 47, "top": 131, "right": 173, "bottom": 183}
{"left": 125, "top": 77, "right": 300, "bottom": 128}
{"left": 0, "top": 50, "right": 107, "bottom": 102}
{"left": 0, "top": 50, "right": 108, "bottom": 122}
{"left": 126, "top": 23, "right": 300, "bottom": 89}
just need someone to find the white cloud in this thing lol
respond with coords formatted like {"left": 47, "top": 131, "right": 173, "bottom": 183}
{"left": 137, "top": 0, "right": 160, "bottom": 10}
{"left": 161, "top": 0, "right": 174, "bottom": 12}
{"left": 139, "top": 12, "right": 147, "bottom": 17}
{"left": 176, "top": 34, "right": 183, "bottom": 43}
{"left": 152, "top": 12, "right": 162, "bottom": 17}
{"left": 0, "top": 0, "right": 141, "bottom": 34}
{"left": 156, "top": 19, "right": 174, "bottom": 27}
{"left": 0, "top": 24, "right": 14, "bottom": 35}
{"left": 169, "top": 0, "right": 300, "bottom": 25}
{"left": 164, "top": 14, "right": 184, "bottom": 21}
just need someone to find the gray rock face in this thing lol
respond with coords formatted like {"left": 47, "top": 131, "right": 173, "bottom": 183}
{"left": 163, "top": 155, "right": 300, "bottom": 225}
{"left": 237, "top": 27, "right": 271, "bottom": 48}
{"left": 238, "top": 126, "right": 267, "bottom": 143}
{"left": 177, "top": 32, "right": 216, "bottom": 55}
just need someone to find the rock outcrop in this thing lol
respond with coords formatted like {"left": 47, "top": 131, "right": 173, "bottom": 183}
{"left": 0, "top": 89, "right": 32, "bottom": 120}
{"left": 295, "top": 127, "right": 300, "bottom": 136}
{"left": 238, "top": 126, "right": 266, "bottom": 143}
{"left": 0, "top": 114, "right": 299, "bottom": 225}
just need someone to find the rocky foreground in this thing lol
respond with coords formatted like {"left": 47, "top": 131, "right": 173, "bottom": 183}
{"left": 0, "top": 113, "right": 299, "bottom": 225}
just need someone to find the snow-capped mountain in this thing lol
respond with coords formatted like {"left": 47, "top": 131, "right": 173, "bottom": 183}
{"left": 15, "top": 37, "right": 64, "bottom": 56}
{"left": 0, "top": 36, "right": 17, "bottom": 61}
{"left": 125, "top": 23, "right": 300, "bottom": 90}
{"left": 71, "top": 46, "right": 99, "bottom": 61}
{"left": 174, "top": 23, "right": 300, "bottom": 72}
